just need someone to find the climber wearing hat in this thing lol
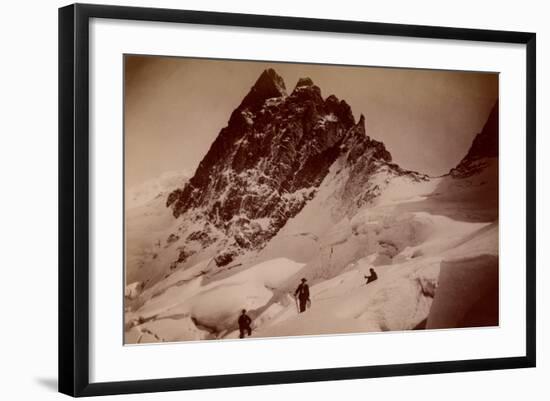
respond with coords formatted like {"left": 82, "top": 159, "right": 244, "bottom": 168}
{"left": 294, "top": 278, "right": 310, "bottom": 313}
{"left": 238, "top": 309, "right": 252, "bottom": 338}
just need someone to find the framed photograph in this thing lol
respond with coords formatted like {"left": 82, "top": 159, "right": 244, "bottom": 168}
{"left": 58, "top": 3, "right": 536, "bottom": 397}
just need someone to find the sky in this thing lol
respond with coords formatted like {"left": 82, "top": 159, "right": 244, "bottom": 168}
{"left": 124, "top": 55, "right": 498, "bottom": 187}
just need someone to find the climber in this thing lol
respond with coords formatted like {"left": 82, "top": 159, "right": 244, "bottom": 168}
{"left": 364, "top": 268, "right": 378, "bottom": 285}
{"left": 238, "top": 309, "right": 252, "bottom": 339}
{"left": 294, "top": 278, "right": 310, "bottom": 313}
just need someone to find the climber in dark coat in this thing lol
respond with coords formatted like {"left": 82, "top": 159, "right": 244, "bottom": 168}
{"left": 238, "top": 309, "right": 252, "bottom": 338}
{"left": 294, "top": 278, "right": 310, "bottom": 313}
{"left": 364, "top": 268, "right": 378, "bottom": 285}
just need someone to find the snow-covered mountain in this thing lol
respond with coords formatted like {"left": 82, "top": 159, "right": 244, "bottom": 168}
{"left": 125, "top": 170, "right": 189, "bottom": 285}
{"left": 163, "top": 69, "right": 426, "bottom": 271}
{"left": 124, "top": 69, "right": 499, "bottom": 344}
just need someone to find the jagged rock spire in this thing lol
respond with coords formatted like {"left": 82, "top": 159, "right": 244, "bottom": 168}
{"left": 239, "top": 68, "right": 287, "bottom": 111}
{"left": 295, "top": 77, "right": 315, "bottom": 88}
{"left": 450, "top": 102, "right": 498, "bottom": 177}
{"left": 464, "top": 102, "right": 498, "bottom": 160}
{"left": 166, "top": 68, "right": 396, "bottom": 267}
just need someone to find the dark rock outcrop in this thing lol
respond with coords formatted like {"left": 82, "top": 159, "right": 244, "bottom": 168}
{"left": 451, "top": 102, "right": 498, "bottom": 177}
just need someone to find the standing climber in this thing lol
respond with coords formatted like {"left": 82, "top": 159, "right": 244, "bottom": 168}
{"left": 294, "top": 278, "right": 310, "bottom": 313}
{"left": 238, "top": 309, "right": 252, "bottom": 338}
{"left": 364, "top": 268, "right": 378, "bottom": 285}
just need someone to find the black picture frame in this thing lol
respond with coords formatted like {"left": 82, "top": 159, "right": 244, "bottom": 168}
{"left": 59, "top": 3, "right": 536, "bottom": 397}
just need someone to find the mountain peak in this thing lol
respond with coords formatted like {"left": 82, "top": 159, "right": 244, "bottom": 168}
{"left": 291, "top": 77, "right": 323, "bottom": 101}
{"left": 166, "top": 70, "right": 399, "bottom": 268}
{"left": 295, "top": 77, "right": 315, "bottom": 88}
{"left": 257, "top": 68, "right": 286, "bottom": 91}
{"left": 239, "top": 68, "right": 287, "bottom": 110}
{"left": 465, "top": 102, "right": 498, "bottom": 160}
{"left": 450, "top": 102, "right": 498, "bottom": 177}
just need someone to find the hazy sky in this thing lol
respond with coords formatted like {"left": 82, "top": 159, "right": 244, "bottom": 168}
{"left": 125, "top": 55, "right": 498, "bottom": 187}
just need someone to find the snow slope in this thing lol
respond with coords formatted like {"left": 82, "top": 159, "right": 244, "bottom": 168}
{"left": 125, "top": 156, "right": 498, "bottom": 343}
{"left": 125, "top": 257, "right": 304, "bottom": 342}
{"left": 125, "top": 170, "right": 189, "bottom": 286}
{"left": 123, "top": 85, "right": 498, "bottom": 344}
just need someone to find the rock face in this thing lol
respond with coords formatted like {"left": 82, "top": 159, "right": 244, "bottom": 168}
{"left": 451, "top": 102, "right": 498, "bottom": 177}
{"left": 166, "top": 69, "right": 406, "bottom": 267}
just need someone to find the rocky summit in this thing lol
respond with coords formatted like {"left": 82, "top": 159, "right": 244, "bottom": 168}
{"left": 450, "top": 102, "right": 498, "bottom": 178}
{"left": 165, "top": 69, "right": 408, "bottom": 267}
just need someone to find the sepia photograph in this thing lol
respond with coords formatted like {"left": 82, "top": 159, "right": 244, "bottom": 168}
{"left": 123, "top": 55, "right": 499, "bottom": 344}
